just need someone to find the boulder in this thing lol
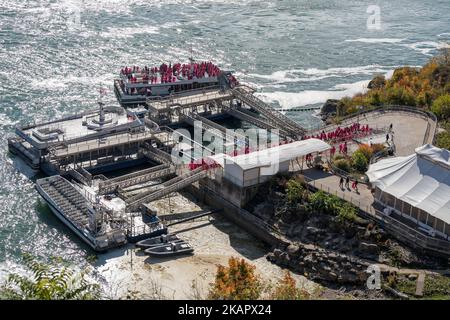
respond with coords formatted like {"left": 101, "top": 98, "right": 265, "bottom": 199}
{"left": 359, "top": 242, "right": 379, "bottom": 254}
{"left": 306, "top": 226, "right": 322, "bottom": 236}
{"left": 273, "top": 248, "right": 283, "bottom": 258}
{"left": 408, "top": 274, "right": 418, "bottom": 281}
{"left": 367, "top": 75, "right": 386, "bottom": 89}
{"left": 321, "top": 99, "right": 339, "bottom": 117}
{"left": 287, "top": 244, "right": 300, "bottom": 255}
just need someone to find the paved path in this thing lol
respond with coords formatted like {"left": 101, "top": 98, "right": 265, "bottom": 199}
{"left": 415, "top": 273, "right": 426, "bottom": 297}
{"left": 311, "top": 110, "right": 435, "bottom": 156}
{"left": 301, "top": 168, "right": 376, "bottom": 214}
{"left": 354, "top": 112, "right": 430, "bottom": 156}
{"left": 297, "top": 110, "right": 436, "bottom": 215}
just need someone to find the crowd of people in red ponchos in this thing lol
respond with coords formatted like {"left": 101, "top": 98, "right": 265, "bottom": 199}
{"left": 302, "top": 123, "right": 372, "bottom": 143}
{"left": 120, "top": 61, "right": 221, "bottom": 85}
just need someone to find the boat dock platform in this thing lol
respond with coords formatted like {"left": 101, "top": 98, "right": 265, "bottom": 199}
{"left": 9, "top": 82, "right": 316, "bottom": 251}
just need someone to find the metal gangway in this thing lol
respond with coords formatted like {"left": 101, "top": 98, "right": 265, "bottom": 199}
{"left": 226, "top": 107, "right": 291, "bottom": 139}
{"left": 182, "top": 111, "right": 248, "bottom": 145}
{"left": 97, "top": 164, "right": 175, "bottom": 195}
{"left": 232, "top": 86, "right": 306, "bottom": 138}
{"left": 140, "top": 142, "right": 173, "bottom": 165}
{"left": 125, "top": 167, "right": 208, "bottom": 212}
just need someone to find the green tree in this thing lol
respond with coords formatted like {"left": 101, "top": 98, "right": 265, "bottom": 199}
{"left": 337, "top": 202, "right": 358, "bottom": 224}
{"left": 352, "top": 150, "right": 368, "bottom": 172}
{"left": 431, "top": 94, "right": 450, "bottom": 120}
{"left": 286, "top": 178, "right": 305, "bottom": 203}
{"left": 0, "top": 254, "right": 101, "bottom": 300}
{"left": 309, "top": 191, "right": 342, "bottom": 215}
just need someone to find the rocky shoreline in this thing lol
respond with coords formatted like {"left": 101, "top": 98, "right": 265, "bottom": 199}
{"left": 244, "top": 176, "right": 448, "bottom": 298}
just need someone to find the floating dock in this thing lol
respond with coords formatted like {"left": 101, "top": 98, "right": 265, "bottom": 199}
{"left": 9, "top": 77, "right": 319, "bottom": 251}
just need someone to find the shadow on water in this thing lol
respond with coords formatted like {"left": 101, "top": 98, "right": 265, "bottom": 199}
{"left": 8, "top": 153, "right": 44, "bottom": 182}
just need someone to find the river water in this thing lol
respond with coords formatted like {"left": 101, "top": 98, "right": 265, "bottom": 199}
{"left": 0, "top": 0, "right": 449, "bottom": 279}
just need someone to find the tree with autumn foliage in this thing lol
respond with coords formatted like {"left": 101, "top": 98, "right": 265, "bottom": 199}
{"left": 269, "top": 271, "right": 311, "bottom": 300}
{"left": 337, "top": 48, "right": 450, "bottom": 116}
{"left": 208, "top": 257, "right": 263, "bottom": 300}
{"left": 208, "top": 257, "right": 318, "bottom": 300}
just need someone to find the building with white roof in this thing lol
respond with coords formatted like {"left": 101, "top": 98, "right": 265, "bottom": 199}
{"left": 208, "top": 139, "right": 331, "bottom": 188}
{"left": 367, "top": 144, "right": 450, "bottom": 239}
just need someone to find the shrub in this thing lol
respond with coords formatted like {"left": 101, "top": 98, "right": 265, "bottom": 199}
{"left": 309, "top": 191, "right": 342, "bottom": 215}
{"left": 269, "top": 272, "right": 311, "bottom": 300}
{"left": 208, "top": 257, "right": 263, "bottom": 300}
{"left": 337, "top": 203, "right": 358, "bottom": 224}
{"left": 385, "top": 86, "right": 416, "bottom": 106}
{"left": 356, "top": 144, "right": 373, "bottom": 161}
{"left": 352, "top": 150, "right": 368, "bottom": 172}
{"left": 333, "top": 159, "right": 351, "bottom": 172}
{"left": 286, "top": 178, "right": 306, "bottom": 203}
{"left": 431, "top": 94, "right": 450, "bottom": 120}
{"left": 436, "top": 130, "right": 450, "bottom": 150}
{"left": 368, "top": 75, "right": 386, "bottom": 89}
{"left": 370, "top": 143, "right": 386, "bottom": 154}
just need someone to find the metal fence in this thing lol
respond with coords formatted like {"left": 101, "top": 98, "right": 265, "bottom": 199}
{"left": 302, "top": 174, "right": 450, "bottom": 256}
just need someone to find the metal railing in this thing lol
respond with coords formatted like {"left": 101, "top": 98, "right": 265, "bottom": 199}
{"left": 311, "top": 105, "right": 438, "bottom": 135}
{"left": 127, "top": 221, "right": 162, "bottom": 238}
{"left": 126, "top": 168, "right": 208, "bottom": 212}
{"left": 232, "top": 87, "right": 306, "bottom": 136}
{"left": 54, "top": 131, "right": 154, "bottom": 157}
{"left": 145, "top": 85, "right": 221, "bottom": 102}
{"left": 98, "top": 165, "right": 174, "bottom": 195}
{"left": 147, "top": 88, "right": 230, "bottom": 110}
{"left": 183, "top": 111, "right": 248, "bottom": 144}
{"left": 302, "top": 174, "right": 450, "bottom": 256}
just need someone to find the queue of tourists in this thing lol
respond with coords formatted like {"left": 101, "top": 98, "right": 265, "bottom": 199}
{"left": 302, "top": 123, "right": 372, "bottom": 144}
{"left": 120, "top": 61, "right": 221, "bottom": 85}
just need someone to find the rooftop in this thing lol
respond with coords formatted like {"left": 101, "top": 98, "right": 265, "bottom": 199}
{"left": 19, "top": 106, "right": 141, "bottom": 148}
{"left": 367, "top": 144, "right": 450, "bottom": 224}
{"left": 209, "top": 139, "right": 331, "bottom": 171}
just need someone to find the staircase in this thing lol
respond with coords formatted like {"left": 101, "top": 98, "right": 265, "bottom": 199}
{"left": 97, "top": 164, "right": 175, "bottom": 195}
{"left": 226, "top": 107, "right": 291, "bottom": 138}
{"left": 140, "top": 143, "right": 173, "bottom": 165}
{"left": 232, "top": 87, "right": 306, "bottom": 138}
{"left": 182, "top": 111, "right": 248, "bottom": 144}
{"left": 125, "top": 167, "right": 208, "bottom": 212}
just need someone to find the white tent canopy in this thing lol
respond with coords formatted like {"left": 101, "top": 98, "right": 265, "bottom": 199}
{"left": 208, "top": 139, "right": 331, "bottom": 187}
{"left": 367, "top": 144, "right": 450, "bottom": 225}
{"left": 208, "top": 139, "right": 331, "bottom": 171}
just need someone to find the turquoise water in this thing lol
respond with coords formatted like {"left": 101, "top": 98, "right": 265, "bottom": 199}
{"left": 0, "top": 0, "right": 449, "bottom": 274}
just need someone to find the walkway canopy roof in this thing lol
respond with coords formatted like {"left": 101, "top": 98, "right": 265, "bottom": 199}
{"left": 209, "top": 139, "right": 331, "bottom": 171}
{"left": 367, "top": 144, "right": 450, "bottom": 224}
